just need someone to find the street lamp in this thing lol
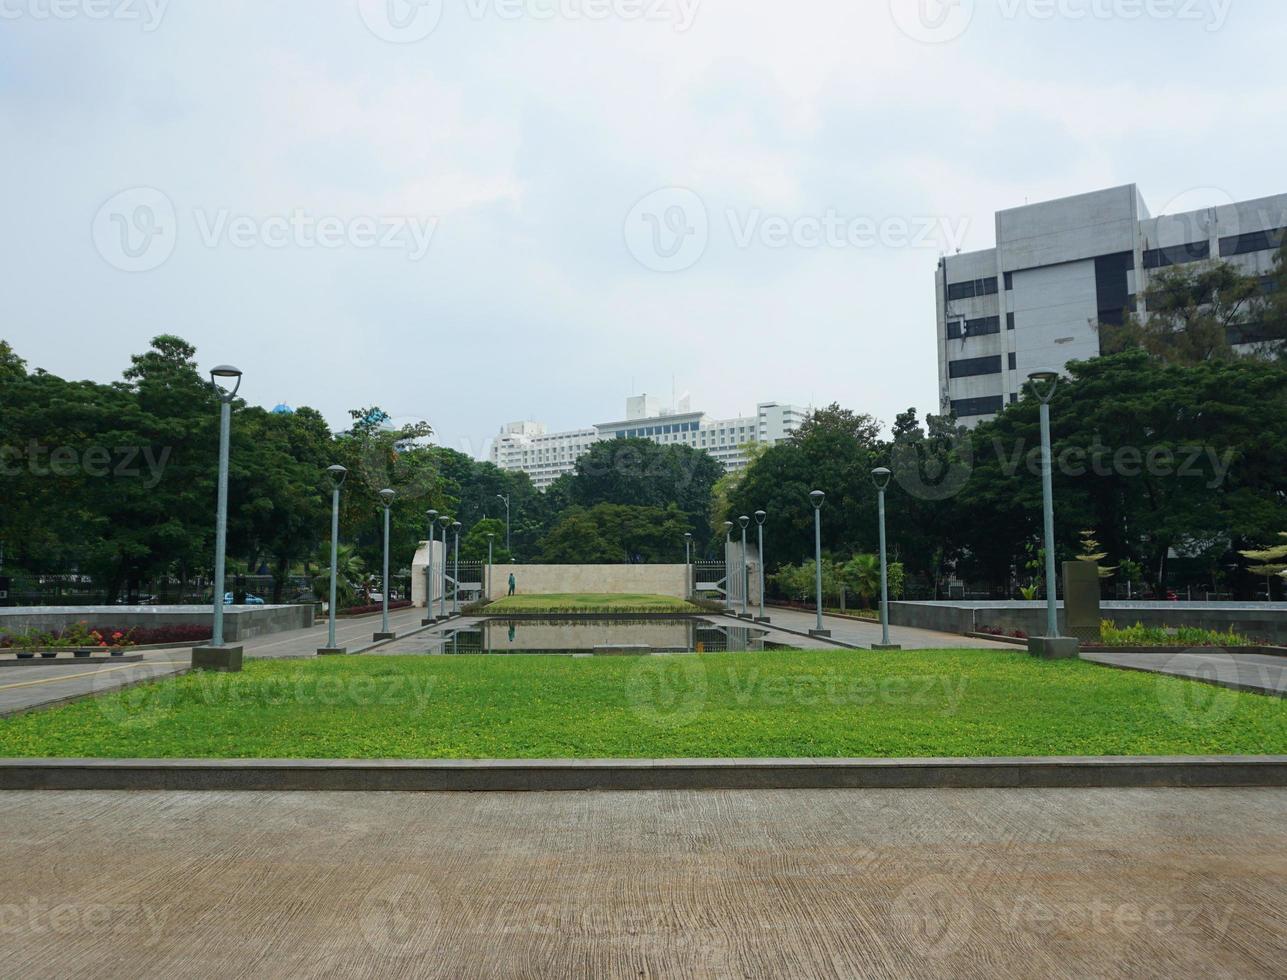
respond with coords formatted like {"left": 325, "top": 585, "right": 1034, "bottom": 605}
{"left": 684, "top": 532, "right": 693, "bottom": 599}
{"left": 194, "top": 365, "right": 243, "bottom": 672}
{"left": 495, "top": 493, "right": 511, "bottom": 556}
{"left": 452, "top": 520, "right": 462, "bottom": 613}
{"left": 423, "top": 510, "right": 438, "bottom": 625}
{"left": 870, "top": 468, "right": 900, "bottom": 651}
{"left": 374, "top": 489, "right": 396, "bottom": 641}
{"left": 318, "top": 464, "right": 348, "bottom": 655}
{"left": 754, "top": 510, "right": 769, "bottom": 624}
{"left": 487, "top": 532, "right": 495, "bottom": 599}
{"left": 438, "top": 515, "right": 451, "bottom": 619}
{"left": 809, "top": 490, "right": 830, "bottom": 638}
{"left": 738, "top": 515, "right": 751, "bottom": 618}
{"left": 1028, "top": 372, "right": 1077, "bottom": 658}
{"left": 723, "top": 520, "right": 735, "bottom": 612}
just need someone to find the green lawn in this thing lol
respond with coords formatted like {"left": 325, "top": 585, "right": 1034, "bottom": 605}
{"left": 2, "top": 649, "right": 1282, "bottom": 759}
{"left": 485, "top": 593, "right": 701, "bottom": 614}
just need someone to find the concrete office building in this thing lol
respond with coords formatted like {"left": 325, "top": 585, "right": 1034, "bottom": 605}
{"left": 936, "top": 184, "right": 1286, "bottom": 425}
{"left": 490, "top": 395, "right": 807, "bottom": 490}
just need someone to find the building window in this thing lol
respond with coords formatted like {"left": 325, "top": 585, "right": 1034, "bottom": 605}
{"left": 1004, "top": 271, "right": 1014, "bottom": 290}
{"left": 1009, "top": 393, "right": 1018, "bottom": 404}
{"left": 1143, "top": 241, "right": 1211, "bottom": 269}
{"left": 1008, "top": 352, "right": 1017, "bottom": 371}
{"left": 950, "top": 395, "right": 1005, "bottom": 418}
{"left": 947, "top": 316, "right": 1001, "bottom": 340}
{"left": 946, "top": 276, "right": 999, "bottom": 301}
{"left": 1006, "top": 313, "right": 1016, "bottom": 331}
{"left": 948, "top": 355, "right": 1003, "bottom": 379}
{"left": 1220, "top": 228, "right": 1286, "bottom": 257}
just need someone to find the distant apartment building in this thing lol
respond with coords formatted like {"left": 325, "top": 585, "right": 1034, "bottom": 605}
{"left": 490, "top": 395, "right": 807, "bottom": 490}
{"left": 936, "top": 184, "right": 1286, "bottom": 426}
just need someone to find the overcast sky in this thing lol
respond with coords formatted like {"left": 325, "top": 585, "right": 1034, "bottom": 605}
{"left": 3, "top": 0, "right": 1285, "bottom": 457}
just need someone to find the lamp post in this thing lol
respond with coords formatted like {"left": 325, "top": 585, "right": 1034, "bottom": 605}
{"left": 193, "top": 365, "right": 243, "bottom": 672}
{"left": 423, "top": 510, "right": 438, "bottom": 625}
{"left": 684, "top": 532, "right": 692, "bottom": 599}
{"left": 723, "top": 520, "right": 735, "bottom": 612}
{"left": 452, "top": 520, "right": 461, "bottom": 613}
{"left": 738, "top": 515, "right": 751, "bottom": 618}
{"left": 809, "top": 490, "right": 830, "bottom": 638}
{"left": 318, "top": 465, "right": 348, "bottom": 655}
{"left": 374, "top": 489, "right": 396, "bottom": 641}
{"left": 870, "top": 468, "right": 900, "bottom": 651}
{"left": 1028, "top": 372, "right": 1078, "bottom": 659}
{"left": 438, "top": 515, "right": 451, "bottom": 619}
{"left": 487, "top": 532, "right": 495, "bottom": 599}
{"left": 754, "top": 510, "right": 769, "bottom": 623}
{"left": 495, "top": 493, "right": 511, "bottom": 556}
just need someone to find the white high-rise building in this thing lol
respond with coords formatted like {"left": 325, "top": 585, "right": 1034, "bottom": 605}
{"left": 936, "top": 184, "right": 1286, "bottom": 426}
{"left": 490, "top": 397, "right": 808, "bottom": 490}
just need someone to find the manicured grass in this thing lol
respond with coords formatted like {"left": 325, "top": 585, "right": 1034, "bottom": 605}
{"left": 485, "top": 593, "right": 701, "bottom": 614}
{"left": 1, "top": 649, "right": 1282, "bottom": 759}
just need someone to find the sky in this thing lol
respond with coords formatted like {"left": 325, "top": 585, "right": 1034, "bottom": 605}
{"left": 2, "top": 0, "right": 1286, "bottom": 459}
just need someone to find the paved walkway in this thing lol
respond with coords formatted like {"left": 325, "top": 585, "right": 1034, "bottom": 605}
{"left": 1082, "top": 649, "right": 1287, "bottom": 696}
{"left": 763, "top": 605, "right": 1014, "bottom": 649}
{"left": 0, "top": 605, "right": 437, "bottom": 716}
{"left": 0, "top": 787, "right": 1281, "bottom": 977}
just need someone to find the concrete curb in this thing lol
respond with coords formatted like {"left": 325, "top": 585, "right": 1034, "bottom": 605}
{"left": 727, "top": 614, "right": 860, "bottom": 649}
{"left": 0, "top": 653, "right": 146, "bottom": 667}
{"left": 1, "top": 756, "right": 1282, "bottom": 792}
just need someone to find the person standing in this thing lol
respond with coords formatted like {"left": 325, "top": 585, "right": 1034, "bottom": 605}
{"left": 507, "top": 572, "right": 516, "bottom": 597}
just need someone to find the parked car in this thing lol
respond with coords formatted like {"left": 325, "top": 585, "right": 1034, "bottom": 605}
{"left": 223, "top": 593, "right": 266, "bottom": 605}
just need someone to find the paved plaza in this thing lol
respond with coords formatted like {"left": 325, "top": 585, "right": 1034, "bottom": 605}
{"left": 0, "top": 787, "right": 1282, "bottom": 977}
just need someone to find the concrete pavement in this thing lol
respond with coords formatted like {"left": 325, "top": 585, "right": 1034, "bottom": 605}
{"left": 0, "top": 787, "right": 1281, "bottom": 977}
{"left": 0, "top": 605, "right": 438, "bottom": 716}
{"left": 761, "top": 605, "right": 1016, "bottom": 649}
{"left": 1082, "top": 649, "right": 1287, "bottom": 696}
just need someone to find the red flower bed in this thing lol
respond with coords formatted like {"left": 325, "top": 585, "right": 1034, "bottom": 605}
{"left": 338, "top": 599, "right": 414, "bottom": 617}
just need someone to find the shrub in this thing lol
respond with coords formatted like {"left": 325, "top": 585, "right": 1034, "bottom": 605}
{"left": 338, "top": 599, "right": 413, "bottom": 617}
{"left": 1097, "top": 620, "right": 1258, "bottom": 647}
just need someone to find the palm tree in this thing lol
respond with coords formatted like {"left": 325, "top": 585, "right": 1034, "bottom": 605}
{"left": 312, "top": 543, "right": 366, "bottom": 610}
{"left": 842, "top": 554, "right": 881, "bottom": 609}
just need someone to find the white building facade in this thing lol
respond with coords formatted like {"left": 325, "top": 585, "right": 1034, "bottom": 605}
{"left": 936, "top": 184, "right": 1286, "bottom": 426}
{"left": 490, "top": 396, "right": 807, "bottom": 489}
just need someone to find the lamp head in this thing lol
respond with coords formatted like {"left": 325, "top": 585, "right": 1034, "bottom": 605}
{"left": 809, "top": 489, "right": 825, "bottom": 509}
{"left": 487, "top": 532, "right": 494, "bottom": 540}
{"left": 428, "top": 509, "right": 438, "bottom": 520}
{"left": 755, "top": 510, "right": 766, "bottom": 525}
{"left": 738, "top": 515, "right": 750, "bottom": 529}
{"left": 871, "top": 467, "right": 892, "bottom": 490}
{"left": 379, "top": 488, "right": 395, "bottom": 506}
{"left": 439, "top": 515, "right": 451, "bottom": 528}
{"left": 684, "top": 532, "right": 692, "bottom": 540}
{"left": 1028, "top": 370, "right": 1060, "bottom": 403}
{"left": 210, "top": 364, "right": 243, "bottom": 402}
{"left": 452, "top": 521, "right": 461, "bottom": 531}
{"left": 724, "top": 520, "right": 734, "bottom": 530}
{"left": 325, "top": 464, "right": 348, "bottom": 489}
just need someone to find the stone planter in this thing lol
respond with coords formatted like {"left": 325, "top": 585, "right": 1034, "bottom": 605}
{"left": 16, "top": 652, "right": 34, "bottom": 660}
{"left": 40, "top": 651, "right": 58, "bottom": 659}
{"left": 73, "top": 650, "right": 92, "bottom": 658}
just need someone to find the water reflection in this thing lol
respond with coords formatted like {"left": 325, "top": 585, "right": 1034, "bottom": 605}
{"left": 440, "top": 617, "right": 781, "bottom": 654}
